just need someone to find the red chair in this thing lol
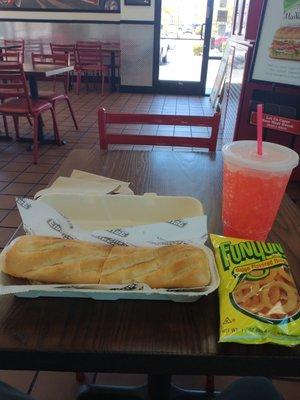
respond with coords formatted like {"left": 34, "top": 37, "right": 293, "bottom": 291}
{"left": 50, "top": 43, "right": 76, "bottom": 65}
{"left": 50, "top": 43, "right": 76, "bottom": 90}
{"left": 0, "top": 51, "right": 31, "bottom": 134}
{"left": 75, "top": 41, "right": 108, "bottom": 96}
{"left": 2, "top": 51, "right": 22, "bottom": 63}
{"left": 0, "top": 63, "right": 60, "bottom": 163}
{"left": 98, "top": 108, "right": 221, "bottom": 151}
{"left": 31, "top": 53, "right": 78, "bottom": 130}
{"left": 4, "top": 39, "right": 25, "bottom": 63}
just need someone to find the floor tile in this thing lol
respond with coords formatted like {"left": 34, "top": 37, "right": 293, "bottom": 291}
{"left": 1, "top": 163, "right": 29, "bottom": 172}
{"left": 26, "top": 184, "right": 48, "bottom": 198}
{"left": 31, "top": 372, "right": 82, "bottom": 400}
{"left": 0, "top": 210, "right": 21, "bottom": 228}
{"left": 14, "top": 172, "right": 44, "bottom": 184}
{"left": 0, "top": 194, "right": 17, "bottom": 209}
{"left": 273, "top": 379, "right": 300, "bottom": 400}
{"left": 1, "top": 183, "right": 34, "bottom": 196}
{"left": 12, "top": 154, "right": 35, "bottom": 163}
{"left": 0, "top": 227, "right": 16, "bottom": 247}
{"left": 37, "top": 156, "right": 62, "bottom": 165}
{"left": 0, "top": 171, "right": 20, "bottom": 182}
{"left": 25, "top": 164, "right": 53, "bottom": 174}
{"left": 0, "top": 209, "right": 9, "bottom": 222}
{"left": 0, "top": 181, "right": 9, "bottom": 191}
{"left": 0, "top": 371, "right": 36, "bottom": 393}
{"left": 39, "top": 174, "right": 55, "bottom": 185}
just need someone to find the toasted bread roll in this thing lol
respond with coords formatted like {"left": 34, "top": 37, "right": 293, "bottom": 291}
{"left": 0, "top": 236, "right": 211, "bottom": 288}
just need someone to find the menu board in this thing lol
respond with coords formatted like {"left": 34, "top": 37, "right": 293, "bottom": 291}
{"left": 251, "top": 0, "right": 300, "bottom": 87}
{"left": 0, "top": 0, "right": 120, "bottom": 12}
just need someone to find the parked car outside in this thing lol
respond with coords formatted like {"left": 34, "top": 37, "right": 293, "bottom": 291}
{"left": 182, "top": 25, "right": 194, "bottom": 36}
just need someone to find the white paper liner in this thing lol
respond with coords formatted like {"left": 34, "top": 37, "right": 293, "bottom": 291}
{"left": 16, "top": 197, "right": 208, "bottom": 247}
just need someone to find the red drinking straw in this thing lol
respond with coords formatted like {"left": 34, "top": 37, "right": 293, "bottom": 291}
{"left": 257, "top": 104, "right": 263, "bottom": 156}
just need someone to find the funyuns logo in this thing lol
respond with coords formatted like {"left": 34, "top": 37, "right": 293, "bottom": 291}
{"left": 219, "top": 240, "right": 286, "bottom": 271}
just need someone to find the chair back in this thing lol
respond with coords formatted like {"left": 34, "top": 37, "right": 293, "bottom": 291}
{"left": 0, "top": 62, "right": 31, "bottom": 111}
{"left": 98, "top": 108, "right": 221, "bottom": 151}
{"left": 4, "top": 39, "right": 25, "bottom": 63}
{"left": 32, "top": 52, "right": 70, "bottom": 66}
{"left": 76, "top": 41, "right": 103, "bottom": 67}
{"left": 50, "top": 43, "right": 76, "bottom": 65}
{"left": 2, "top": 51, "right": 21, "bottom": 63}
{"left": 32, "top": 52, "right": 70, "bottom": 92}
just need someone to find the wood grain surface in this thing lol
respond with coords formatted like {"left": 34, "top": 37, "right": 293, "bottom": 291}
{"left": 0, "top": 149, "right": 299, "bottom": 376}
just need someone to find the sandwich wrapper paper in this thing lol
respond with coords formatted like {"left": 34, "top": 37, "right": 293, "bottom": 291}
{"left": 34, "top": 170, "right": 133, "bottom": 198}
{"left": 0, "top": 196, "right": 219, "bottom": 301}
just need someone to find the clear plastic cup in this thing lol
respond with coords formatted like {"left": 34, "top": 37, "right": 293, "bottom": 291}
{"left": 222, "top": 140, "right": 299, "bottom": 241}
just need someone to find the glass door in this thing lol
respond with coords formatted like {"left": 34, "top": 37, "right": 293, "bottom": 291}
{"left": 206, "top": 0, "right": 235, "bottom": 94}
{"left": 155, "top": 0, "right": 214, "bottom": 95}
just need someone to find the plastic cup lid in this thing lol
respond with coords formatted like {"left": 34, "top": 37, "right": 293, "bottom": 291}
{"left": 222, "top": 140, "right": 299, "bottom": 172}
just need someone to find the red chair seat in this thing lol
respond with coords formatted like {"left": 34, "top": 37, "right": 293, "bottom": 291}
{"left": 77, "top": 64, "right": 108, "bottom": 72}
{"left": 0, "top": 98, "right": 52, "bottom": 114}
{"left": 37, "top": 91, "right": 67, "bottom": 102}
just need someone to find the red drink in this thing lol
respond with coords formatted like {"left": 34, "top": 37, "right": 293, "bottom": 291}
{"left": 222, "top": 141, "right": 299, "bottom": 241}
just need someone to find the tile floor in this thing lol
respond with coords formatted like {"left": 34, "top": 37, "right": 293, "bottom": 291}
{"left": 0, "top": 85, "right": 299, "bottom": 399}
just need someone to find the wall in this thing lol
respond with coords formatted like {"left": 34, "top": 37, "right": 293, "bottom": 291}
{"left": 0, "top": 0, "right": 156, "bottom": 88}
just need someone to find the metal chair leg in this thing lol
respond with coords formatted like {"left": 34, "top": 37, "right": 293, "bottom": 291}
{"left": 101, "top": 72, "right": 105, "bottom": 96}
{"left": 12, "top": 115, "right": 20, "bottom": 140}
{"left": 50, "top": 107, "right": 61, "bottom": 145}
{"left": 3, "top": 115, "right": 9, "bottom": 136}
{"left": 33, "top": 115, "right": 39, "bottom": 164}
{"left": 85, "top": 72, "right": 89, "bottom": 92}
{"left": 76, "top": 71, "right": 81, "bottom": 95}
{"left": 66, "top": 97, "right": 78, "bottom": 130}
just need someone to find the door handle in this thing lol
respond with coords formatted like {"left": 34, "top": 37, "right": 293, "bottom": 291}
{"left": 200, "top": 23, "right": 206, "bottom": 40}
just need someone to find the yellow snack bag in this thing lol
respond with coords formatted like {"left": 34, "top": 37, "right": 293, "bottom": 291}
{"left": 210, "top": 234, "right": 300, "bottom": 346}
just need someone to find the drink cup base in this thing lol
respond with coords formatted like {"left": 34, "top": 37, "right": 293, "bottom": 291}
{"left": 223, "top": 225, "right": 269, "bottom": 242}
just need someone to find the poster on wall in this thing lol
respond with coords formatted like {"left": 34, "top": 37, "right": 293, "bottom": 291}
{"left": 251, "top": 0, "right": 300, "bottom": 87}
{"left": 0, "top": 0, "right": 120, "bottom": 12}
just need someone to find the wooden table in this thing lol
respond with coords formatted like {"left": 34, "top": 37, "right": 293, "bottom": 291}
{"left": 0, "top": 62, "right": 74, "bottom": 143}
{"left": 0, "top": 150, "right": 299, "bottom": 397}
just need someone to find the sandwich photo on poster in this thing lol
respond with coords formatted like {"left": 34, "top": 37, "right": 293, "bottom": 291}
{"left": 0, "top": 0, "right": 120, "bottom": 12}
{"left": 251, "top": 0, "right": 300, "bottom": 86}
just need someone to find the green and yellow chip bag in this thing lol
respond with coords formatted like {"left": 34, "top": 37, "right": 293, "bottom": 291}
{"left": 210, "top": 234, "right": 300, "bottom": 347}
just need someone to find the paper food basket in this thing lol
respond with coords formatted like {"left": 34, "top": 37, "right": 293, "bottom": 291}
{"left": 0, "top": 193, "right": 220, "bottom": 303}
